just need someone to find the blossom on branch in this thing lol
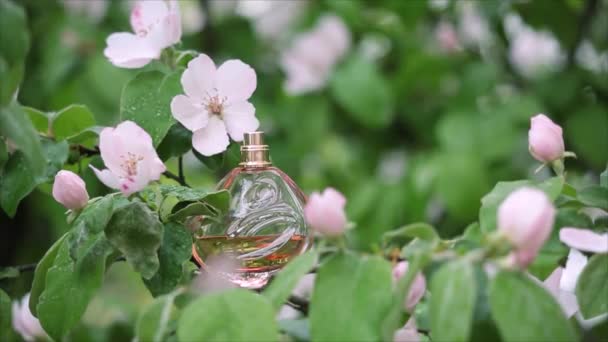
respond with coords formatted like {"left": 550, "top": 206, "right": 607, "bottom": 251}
{"left": 52, "top": 170, "right": 89, "bottom": 210}
{"left": 90, "top": 121, "right": 165, "bottom": 196}
{"left": 528, "top": 114, "right": 565, "bottom": 163}
{"left": 498, "top": 187, "right": 556, "bottom": 268}
{"left": 304, "top": 188, "right": 347, "bottom": 237}
{"left": 170, "top": 54, "right": 259, "bottom": 156}
{"left": 392, "top": 261, "right": 426, "bottom": 312}
{"left": 280, "top": 14, "right": 350, "bottom": 95}
{"left": 104, "top": 0, "right": 181, "bottom": 68}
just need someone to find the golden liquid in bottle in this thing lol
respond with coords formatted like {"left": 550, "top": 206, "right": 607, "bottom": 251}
{"left": 192, "top": 234, "right": 307, "bottom": 273}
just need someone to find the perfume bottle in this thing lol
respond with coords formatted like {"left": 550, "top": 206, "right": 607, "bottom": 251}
{"left": 192, "top": 132, "right": 311, "bottom": 288}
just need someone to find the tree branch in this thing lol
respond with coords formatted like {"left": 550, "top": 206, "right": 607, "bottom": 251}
{"left": 178, "top": 156, "right": 188, "bottom": 186}
{"left": 163, "top": 169, "right": 189, "bottom": 187}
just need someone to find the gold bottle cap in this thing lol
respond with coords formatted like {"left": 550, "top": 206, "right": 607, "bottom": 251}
{"left": 240, "top": 131, "right": 271, "bottom": 167}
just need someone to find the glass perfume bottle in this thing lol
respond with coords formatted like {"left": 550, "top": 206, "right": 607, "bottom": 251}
{"left": 192, "top": 132, "right": 311, "bottom": 288}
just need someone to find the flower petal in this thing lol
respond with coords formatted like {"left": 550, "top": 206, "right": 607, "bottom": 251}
{"left": 170, "top": 94, "right": 209, "bottom": 131}
{"left": 130, "top": 0, "right": 169, "bottom": 33}
{"left": 98, "top": 126, "right": 128, "bottom": 177}
{"left": 559, "top": 227, "right": 608, "bottom": 253}
{"left": 104, "top": 32, "right": 159, "bottom": 69}
{"left": 90, "top": 166, "right": 121, "bottom": 191}
{"left": 559, "top": 248, "right": 587, "bottom": 293}
{"left": 216, "top": 59, "right": 257, "bottom": 102}
{"left": 191, "top": 116, "right": 230, "bottom": 156}
{"left": 145, "top": 11, "right": 182, "bottom": 50}
{"left": 181, "top": 54, "right": 217, "bottom": 101}
{"left": 222, "top": 101, "right": 259, "bottom": 141}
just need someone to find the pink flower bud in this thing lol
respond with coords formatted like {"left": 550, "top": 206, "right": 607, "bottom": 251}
{"left": 303, "top": 188, "right": 347, "bottom": 236}
{"left": 528, "top": 114, "right": 565, "bottom": 163}
{"left": 498, "top": 187, "right": 556, "bottom": 268}
{"left": 52, "top": 170, "right": 89, "bottom": 210}
{"left": 392, "top": 261, "right": 427, "bottom": 312}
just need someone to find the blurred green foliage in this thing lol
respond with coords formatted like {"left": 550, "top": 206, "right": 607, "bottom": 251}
{"left": 1, "top": 0, "right": 607, "bottom": 339}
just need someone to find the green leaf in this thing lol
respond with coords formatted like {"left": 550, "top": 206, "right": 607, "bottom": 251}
{"left": 565, "top": 106, "right": 608, "bottom": 169}
{"left": 489, "top": 271, "right": 577, "bottom": 341}
{"left": 600, "top": 167, "right": 607, "bottom": 189}
{"left": 311, "top": 253, "right": 392, "bottom": 341}
{"left": 263, "top": 249, "right": 317, "bottom": 310}
{"left": 479, "top": 177, "right": 563, "bottom": 232}
{"left": 577, "top": 186, "right": 608, "bottom": 210}
{"left": 136, "top": 291, "right": 180, "bottom": 342}
{"left": 436, "top": 153, "right": 489, "bottom": 224}
{"left": 29, "top": 233, "right": 69, "bottom": 315}
{"left": 68, "top": 195, "right": 115, "bottom": 261}
{"left": 143, "top": 222, "right": 192, "bottom": 296}
{"left": 120, "top": 71, "right": 181, "bottom": 146}
{"left": 23, "top": 106, "right": 49, "bottom": 133}
{"left": 0, "top": 266, "right": 19, "bottom": 279}
{"left": 330, "top": 57, "right": 394, "bottom": 129}
{"left": 0, "top": 139, "right": 6, "bottom": 168}
{"left": 52, "top": 104, "right": 96, "bottom": 140}
{"left": 0, "top": 138, "right": 68, "bottom": 216}
{"left": 576, "top": 254, "right": 608, "bottom": 319}
{"left": 168, "top": 202, "right": 218, "bottom": 222}
{"left": 278, "top": 319, "right": 310, "bottom": 341}
{"left": 0, "top": 0, "right": 29, "bottom": 105}
{"left": 37, "top": 237, "right": 114, "bottom": 340}
{"left": 0, "top": 103, "right": 45, "bottom": 177}
{"left": 382, "top": 222, "right": 439, "bottom": 248}
{"left": 0, "top": 289, "right": 11, "bottom": 341}
{"left": 105, "top": 202, "right": 164, "bottom": 279}
{"left": 429, "top": 260, "right": 476, "bottom": 342}
{"left": 0, "top": 152, "right": 38, "bottom": 217}
{"left": 178, "top": 289, "right": 279, "bottom": 341}
{"left": 157, "top": 123, "right": 192, "bottom": 161}
{"left": 40, "top": 138, "right": 69, "bottom": 179}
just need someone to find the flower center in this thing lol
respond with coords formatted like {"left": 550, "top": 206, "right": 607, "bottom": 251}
{"left": 203, "top": 91, "right": 227, "bottom": 116}
{"left": 120, "top": 152, "right": 144, "bottom": 177}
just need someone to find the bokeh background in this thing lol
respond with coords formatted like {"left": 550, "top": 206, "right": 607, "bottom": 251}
{"left": 1, "top": 0, "right": 607, "bottom": 339}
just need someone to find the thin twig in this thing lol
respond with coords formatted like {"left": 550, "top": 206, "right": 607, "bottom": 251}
{"left": 74, "top": 144, "right": 100, "bottom": 157}
{"left": 178, "top": 156, "right": 188, "bottom": 186}
{"left": 15, "top": 263, "right": 37, "bottom": 272}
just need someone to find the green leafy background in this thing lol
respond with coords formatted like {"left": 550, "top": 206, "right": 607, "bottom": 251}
{"left": 1, "top": 0, "right": 607, "bottom": 341}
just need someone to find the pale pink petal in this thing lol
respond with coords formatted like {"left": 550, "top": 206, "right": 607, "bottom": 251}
{"left": 171, "top": 94, "right": 209, "bottom": 131}
{"left": 145, "top": 12, "right": 182, "bottom": 50}
{"left": 304, "top": 188, "right": 348, "bottom": 236}
{"left": 322, "top": 188, "right": 346, "bottom": 208}
{"left": 181, "top": 54, "right": 217, "bottom": 101}
{"left": 104, "top": 32, "right": 159, "bottom": 68}
{"left": 560, "top": 228, "right": 608, "bottom": 253}
{"left": 90, "top": 166, "right": 121, "bottom": 191}
{"left": 315, "top": 14, "right": 351, "bottom": 61}
{"left": 560, "top": 249, "right": 587, "bottom": 292}
{"left": 222, "top": 101, "right": 259, "bottom": 141}
{"left": 216, "top": 60, "right": 257, "bottom": 102}
{"left": 191, "top": 116, "right": 230, "bottom": 156}
{"left": 113, "top": 121, "right": 155, "bottom": 159}
{"left": 99, "top": 126, "right": 128, "bottom": 177}
{"left": 543, "top": 266, "right": 563, "bottom": 296}
{"left": 543, "top": 267, "right": 579, "bottom": 317}
{"left": 130, "top": 0, "right": 169, "bottom": 33}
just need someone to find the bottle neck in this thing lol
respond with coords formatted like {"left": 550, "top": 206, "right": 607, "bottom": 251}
{"left": 239, "top": 146, "right": 271, "bottom": 168}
